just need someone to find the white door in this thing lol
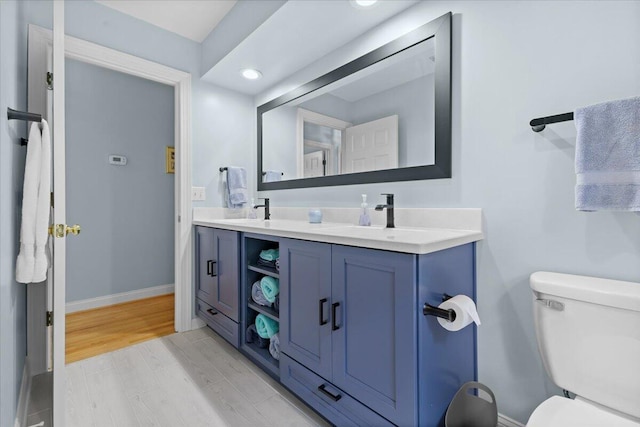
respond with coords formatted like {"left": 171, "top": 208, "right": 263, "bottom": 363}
{"left": 343, "top": 115, "right": 398, "bottom": 173}
{"left": 52, "top": 3, "right": 67, "bottom": 426}
{"left": 304, "top": 151, "right": 325, "bottom": 177}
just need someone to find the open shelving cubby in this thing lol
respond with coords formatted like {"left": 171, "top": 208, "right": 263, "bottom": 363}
{"left": 240, "top": 233, "right": 281, "bottom": 379}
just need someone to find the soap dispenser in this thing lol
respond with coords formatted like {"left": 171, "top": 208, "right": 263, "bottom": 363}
{"left": 358, "top": 194, "right": 371, "bottom": 226}
{"left": 247, "top": 198, "right": 258, "bottom": 219}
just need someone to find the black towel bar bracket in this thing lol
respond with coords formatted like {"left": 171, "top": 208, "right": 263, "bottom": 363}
{"left": 529, "top": 111, "right": 574, "bottom": 132}
{"left": 219, "top": 167, "right": 228, "bottom": 172}
{"left": 423, "top": 293, "right": 456, "bottom": 322}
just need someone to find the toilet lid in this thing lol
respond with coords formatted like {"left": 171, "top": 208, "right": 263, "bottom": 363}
{"left": 527, "top": 396, "right": 640, "bottom": 427}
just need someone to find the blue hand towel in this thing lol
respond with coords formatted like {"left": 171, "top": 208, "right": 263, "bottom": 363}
{"left": 574, "top": 96, "right": 640, "bottom": 211}
{"left": 255, "top": 314, "right": 279, "bottom": 339}
{"left": 251, "top": 281, "right": 270, "bottom": 306}
{"left": 260, "top": 276, "right": 280, "bottom": 303}
{"left": 225, "top": 166, "right": 248, "bottom": 208}
{"left": 263, "top": 171, "right": 282, "bottom": 183}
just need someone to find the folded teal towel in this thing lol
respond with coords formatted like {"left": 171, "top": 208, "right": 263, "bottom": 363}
{"left": 259, "top": 248, "right": 279, "bottom": 261}
{"left": 255, "top": 314, "right": 279, "bottom": 338}
{"left": 260, "top": 276, "right": 280, "bottom": 303}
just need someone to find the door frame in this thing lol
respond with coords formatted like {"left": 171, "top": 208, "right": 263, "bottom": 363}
{"left": 28, "top": 25, "right": 194, "bottom": 335}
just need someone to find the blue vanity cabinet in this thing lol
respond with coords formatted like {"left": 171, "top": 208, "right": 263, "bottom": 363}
{"left": 331, "top": 245, "right": 418, "bottom": 427}
{"left": 195, "top": 226, "right": 240, "bottom": 347}
{"left": 279, "top": 238, "right": 333, "bottom": 380}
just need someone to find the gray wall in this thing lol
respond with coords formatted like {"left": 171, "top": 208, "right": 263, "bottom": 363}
{"left": 255, "top": 1, "right": 640, "bottom": 423}
{"left": 65, "top": 59, "right": 174, "bottom": 302}
{"left": 0, "top": 1, "right": 28, "bottom": 425}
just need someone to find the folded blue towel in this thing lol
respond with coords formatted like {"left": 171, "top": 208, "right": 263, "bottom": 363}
{"left": 269, "top": 333, "right": 280, "bottom": 360}
{"left": 259, "top": 248, "right": 279, "bottom": 261}
{"left": 255, "top": 314, "right": 279, "bottom": 339}
{"left": 574, "top": 96, "right": 640, "bottom": 211}
{"left": 225, "top": 166, "right": 248, "bottom": 208}
{"left": 260, "top": 276, "right": 279, "bottom": 303}
{"left": 251, "top": 281, "right": 270, "bottom": 306}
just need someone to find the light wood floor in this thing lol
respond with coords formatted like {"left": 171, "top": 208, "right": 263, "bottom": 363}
{"left": 66, "top": 293, "right": 175, "bottom": 364}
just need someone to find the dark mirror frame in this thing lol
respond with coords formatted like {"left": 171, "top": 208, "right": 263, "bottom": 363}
{"left": 257, "top": 12, "right": 451, "bottom": 191}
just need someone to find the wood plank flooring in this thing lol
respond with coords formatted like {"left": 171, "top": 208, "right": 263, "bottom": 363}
{"left": 66, "top": 294, "right": 175, "bottom": 364}
{"left": 66, "top": 327, "right": 329, "bottom": 427}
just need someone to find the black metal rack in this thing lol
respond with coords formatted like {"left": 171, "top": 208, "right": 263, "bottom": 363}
{"left": 262, "top": 171, "right": 283, "bottom": 176}
{"left": 529, "top": 112, "right": 574, "bottom": 132}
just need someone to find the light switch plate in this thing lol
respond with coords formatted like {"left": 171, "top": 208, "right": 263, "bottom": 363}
{"left": 191, "top": 187, "right": 206, "bottom": 201}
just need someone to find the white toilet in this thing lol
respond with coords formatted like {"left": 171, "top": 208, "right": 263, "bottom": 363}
{"left": 527, "top": 271, "right": 640, "bottom": 427}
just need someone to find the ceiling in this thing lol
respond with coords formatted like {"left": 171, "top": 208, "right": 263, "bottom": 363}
{"left": 95, "top": 0, "right": 420, "bottom": 96}
{"left": 96, "top": 0, "right": 237, "bottom": 42}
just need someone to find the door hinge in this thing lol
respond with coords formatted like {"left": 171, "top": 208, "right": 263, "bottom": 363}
{"left": 50, "top": 192, "right": 54, "bottom": 208}
{"left": 46, "top": 311, "right": 53, "bottom": 327}
{"left": 178, "top": 215, "right": 181, "bottom": 223}
{"left": 46, "top": 72, "right": 53, "bottom": 90}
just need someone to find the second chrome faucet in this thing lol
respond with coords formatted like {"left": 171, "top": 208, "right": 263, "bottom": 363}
{"left": 375, "top": 193, "right": 395, "bottom": 228}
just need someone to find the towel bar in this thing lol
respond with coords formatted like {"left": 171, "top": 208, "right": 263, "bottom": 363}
{"left": 529, "top": 111, "right": 574, "bottom": 132}
{"left": 7, "top": 107, "right": 42, "bottom": 123}
{"left": 262, "top": 172, "right": 284, "bottom": 176}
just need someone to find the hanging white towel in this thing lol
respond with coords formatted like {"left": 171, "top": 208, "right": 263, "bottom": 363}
{"left": 16, "top": 122, "right": 43, "bottom": 283}
{"left": 33, "top": 120, "right": 51, "bottom": 282}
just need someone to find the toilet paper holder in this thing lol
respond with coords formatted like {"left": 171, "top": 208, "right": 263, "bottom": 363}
{"left": 423, "top": 293, "right": 456, "bottom": 322}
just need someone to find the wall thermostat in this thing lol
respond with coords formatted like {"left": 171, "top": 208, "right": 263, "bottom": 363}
{"left": 109, "top": 155, "right": 127, "bottom": 166}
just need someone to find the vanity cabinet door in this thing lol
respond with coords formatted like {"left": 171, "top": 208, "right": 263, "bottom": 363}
{"left": 280, "top": 238, "right": 332, "bottom": 380}
{"left": 331, "top": 245, "right": 418, "bottom": 427}
{"left": 195, "top": 227, "right": 240, "bottom": 321}
{"left": 195, "top": 227, "right": 217, "bottom": 306}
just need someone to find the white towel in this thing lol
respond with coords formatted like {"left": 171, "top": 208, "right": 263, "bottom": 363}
{"left": 33, "top": 120, "right": 51, "bottom": 282}
{"left": 16, "top": 122, "right": 43, "bottom": 283}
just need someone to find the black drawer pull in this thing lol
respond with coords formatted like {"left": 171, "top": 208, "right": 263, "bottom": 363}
{"left": 207, "top": 260, "right": 217, "bottom": 277}
{"left": 317, "top": 384, "right": 342, "bottom": 402}
{"left": 331, "top": 302, "right": 340, "bottom": 331}
{"left": 319, "top": 298, "right": 328, "bottom": 326}
{"left": 206, "top": 308, "right": 218, "bottom": 316}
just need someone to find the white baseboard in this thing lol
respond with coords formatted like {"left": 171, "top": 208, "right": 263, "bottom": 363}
{"left": 14, "top": 357, "right": 32, "bottom": 427}
{"left": 65, "top": 284, "right": 174, "bottom": 313}
{"left": 498, "top": 413, "right": 526, "bottom": 427}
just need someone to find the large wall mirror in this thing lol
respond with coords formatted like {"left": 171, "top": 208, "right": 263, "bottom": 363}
{"left": 258, "top": 12, "right": 451, "bottom": 190}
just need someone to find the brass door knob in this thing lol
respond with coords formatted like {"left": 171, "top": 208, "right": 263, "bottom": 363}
{"left": 66, "top": 224, "right": 81, "bottom": 236}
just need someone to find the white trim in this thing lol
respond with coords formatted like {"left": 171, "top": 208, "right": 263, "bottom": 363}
{"left": 498, "top": 413, "right": 526, "bottom": 427}
{"left": 14, "top": 358, "right": 32, "bottom": 427}
{"left": 28, "top": 24, "right": 194, "bottom": 335}
{"left": 65, "top": 284, "right": 175, "bottom": 313}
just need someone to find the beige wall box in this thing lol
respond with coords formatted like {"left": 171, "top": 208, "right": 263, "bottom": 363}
{"left": 166, "top": 146, "right": 175, "bottom": 174}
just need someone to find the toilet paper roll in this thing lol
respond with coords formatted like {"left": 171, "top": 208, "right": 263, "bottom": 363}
{"left": 437, "top": 294, "right": 481, "bottom": 332}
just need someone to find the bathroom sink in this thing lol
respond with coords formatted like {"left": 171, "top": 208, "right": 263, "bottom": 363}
{"left": 212, "top": 218, "right": 345, "bottom": 231}
{"left": 324, "top": 225, "right": 472, "bottom": 243}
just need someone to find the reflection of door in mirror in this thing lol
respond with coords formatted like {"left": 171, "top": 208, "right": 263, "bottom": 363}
{"left": 296, "top": 108, "right": 350, "bottom": 178}
{"left": 303, "top": 150, "right": 325, "bottom": 177}
{"left": 344, "top": 115, "right": 398, "bottom": 173}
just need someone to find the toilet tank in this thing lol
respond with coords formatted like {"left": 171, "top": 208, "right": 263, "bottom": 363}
{"left": 530, "top": 272, "right": 640, "bottom": 419}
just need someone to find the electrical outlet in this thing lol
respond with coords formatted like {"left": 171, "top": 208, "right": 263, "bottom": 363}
{"left": 191, "top": 187, "right": 206, "bottom": 201}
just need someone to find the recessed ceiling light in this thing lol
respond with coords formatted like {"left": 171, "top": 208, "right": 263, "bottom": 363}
{"left": 354, "top": 0, "right": 378, "bottom": 7}
{"left": 241, "top": 69, "right": 262, "bottom": 80}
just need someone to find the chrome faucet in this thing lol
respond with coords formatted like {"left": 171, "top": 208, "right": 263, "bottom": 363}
{"left": 253, "top": 197, "right": 270, "bottom": 220}
{"left": 375, "top": 193, "right": 395, "bottom": 228}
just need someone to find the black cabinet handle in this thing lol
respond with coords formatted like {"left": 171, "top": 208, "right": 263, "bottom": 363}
{"left": 319, "top": 298, "right": 328, "bottom": 326}
{"left": 207, "top": 260, "right": 217, "bottom": 277}
{"left": 206, "top": 308, "right": 218, "bottom": 316}
{"left": 317, "top": 384, "right": 342, "bottom": 402}
{"left": 331, "top": 302, "right": 340, "bottom": 331}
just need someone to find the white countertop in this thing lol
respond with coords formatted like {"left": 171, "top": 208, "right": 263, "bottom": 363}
{"left": 192, "top": 208, "right": 483, "bottom": 254}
